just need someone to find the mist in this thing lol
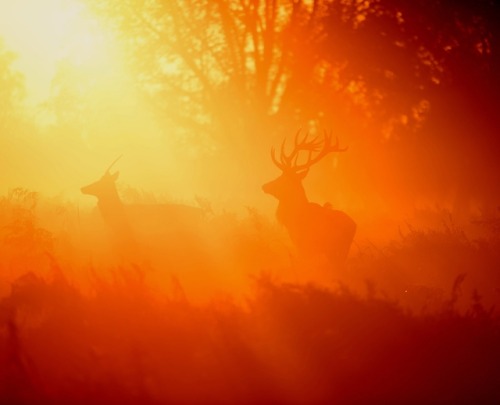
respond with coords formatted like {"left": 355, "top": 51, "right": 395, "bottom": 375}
{"left": 1, "top": 0, "right": 500, "bottom": 403}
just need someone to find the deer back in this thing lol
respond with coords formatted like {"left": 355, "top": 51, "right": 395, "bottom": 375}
{"left": 81, "top": 159, "right": 204, "bottom": 255}
{"left": 294, "top": 202, "right": 356, "bottom": 265}
{"left": 123, "top": 203, "right": 204, "bottom": 237}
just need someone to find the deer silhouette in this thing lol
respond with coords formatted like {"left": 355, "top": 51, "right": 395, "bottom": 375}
{"left": 262, "top": 130, "right": 356, "bottom": 268}
{"left": 81, "top": 157, "right": 204, "bottom": 255}
{"left": 81, "top": 156, "right": 131, "bottom": 236}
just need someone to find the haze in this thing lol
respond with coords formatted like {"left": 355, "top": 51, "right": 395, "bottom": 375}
{"left": 0, "top": 1, "right": 499, "bottom": 403}
{"left": 2, "top": 0, "right": 498, "bottom": 235}
{"left": 0, "top": 0, "right": 253, "bottom": 211}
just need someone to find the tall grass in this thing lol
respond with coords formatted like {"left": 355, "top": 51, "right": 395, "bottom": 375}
{"left": 1, "top": 190, "right": 499, "bottom": 404}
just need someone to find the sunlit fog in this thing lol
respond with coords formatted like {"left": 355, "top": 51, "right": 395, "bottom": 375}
{"left": 0, "top": 0, "right": 499, "bottom": 403}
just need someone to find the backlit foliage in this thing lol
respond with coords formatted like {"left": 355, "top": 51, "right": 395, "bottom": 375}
{"left": 0, "top": 42, "right": 24, "bottom": 126}
{"left": 1, "top": 0, "right": 500, "bottom": 403}
{"left": 1, "top": 191, "right": 500, "bottom": 403}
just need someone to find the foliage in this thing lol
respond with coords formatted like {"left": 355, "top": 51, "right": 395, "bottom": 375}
{"left": 89, "top": 1, "right": 326, "bottom": 141}
{"left": 2, "top": 188, "right": 53, "bottom": 254}
{"left": 1, "top": 191, "right": 500, "bottom": 403}
{"left": 1, "top": 269, "right": 499, "bottom": 404}
{"left": 349, "top": 218, "right": 500, "bottom": 313}
{"left": 87, "top": 0, "right": 499, "bottom": 136}
{"left": 83, "top": 0, "right": 500, "bottom": 219}
{"left": 0, "top": 39, "right": 24, "bottom": 131}
{"left": 318, "top": 0, "right": 500, "bottom": 132}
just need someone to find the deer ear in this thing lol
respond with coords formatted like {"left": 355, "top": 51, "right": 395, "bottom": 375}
{"left": 297, "top": 169, "right": 309, "bottom": 180}
{"left": 111, "top": 171, "right": 120, "bottom": 181}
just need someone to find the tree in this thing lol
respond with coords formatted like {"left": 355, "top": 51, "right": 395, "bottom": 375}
{"left": 0, "top": 39, "right": 24, "bottom": 132}
{"left": 317, "top": 0, "right": 500, "bottom": 218}
{"left": 89, "top": 1, "right": 355, "bottom": 147}
{"left": 89, "top": 0, "right": 500, "bottom": 219}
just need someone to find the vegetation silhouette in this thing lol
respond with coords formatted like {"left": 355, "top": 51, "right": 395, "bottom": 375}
{"left": 1, "top": 1, "right": 500, "bottom": 403}
{"left": 1, "top": 189, "right": 500, "bottom": 404}
{"left": 263, "top": 130, "right": 356, "bottom": 270}
{"left": 80, "top": 162, "right": 286, "bottom": 299}
{"left": 87, "top": 0, "right": 500, "bottom": 222}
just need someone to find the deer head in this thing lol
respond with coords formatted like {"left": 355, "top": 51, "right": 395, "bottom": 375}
{"left": 81, "top": 156, "right": 123, "bottom": 205}
{"left": 262, "top": 130, "right": 347, "bottom": 204}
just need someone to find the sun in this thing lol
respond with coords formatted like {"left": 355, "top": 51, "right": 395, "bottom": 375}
{"left": 0, "top": 0, "right": 113, "bottom": 104}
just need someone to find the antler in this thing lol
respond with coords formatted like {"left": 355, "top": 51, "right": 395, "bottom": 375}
{"left": 271, "top": 130, "right": 347, "bottom": 172}
{"left": 105, "top": 155, "right": 123, "bottom": 174}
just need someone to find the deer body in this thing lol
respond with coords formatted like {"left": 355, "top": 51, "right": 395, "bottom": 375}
{"left": 81, "top": 159, "right": 203, "bottom": 259}
{"left": 263, "top": 131, "right": 356, "bottom": 267}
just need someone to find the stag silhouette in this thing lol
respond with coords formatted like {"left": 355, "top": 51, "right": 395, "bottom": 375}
{"left": 263, "top": 130, "right": 356, "bottom": 268}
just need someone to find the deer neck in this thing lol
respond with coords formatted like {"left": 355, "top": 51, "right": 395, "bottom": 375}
{"left": 276, "top": 191, "right": 309, "bottom": 227}
{"left": 97, "top": 189, "right": 126, "bottom": 226}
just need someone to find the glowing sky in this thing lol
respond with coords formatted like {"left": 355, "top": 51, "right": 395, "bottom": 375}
{"left": 0, "top": 0, "right": 110, "bottom": 104}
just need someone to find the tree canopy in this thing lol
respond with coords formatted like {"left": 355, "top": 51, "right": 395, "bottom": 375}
{"left": 88, "top": 0, "right": 500, "bottom": 217}
{"left": 0, "top": 40, "right": 24, "bottom": 131}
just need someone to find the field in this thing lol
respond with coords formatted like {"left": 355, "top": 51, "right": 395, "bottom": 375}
{"left": 1, "top": 0, "right": 500, "bottom": 403}
{"left": 1, "top": 188, "right": 499, "bottom": 404}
